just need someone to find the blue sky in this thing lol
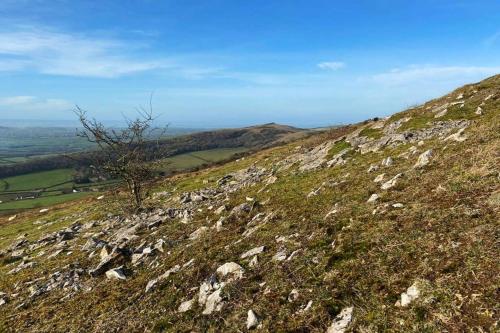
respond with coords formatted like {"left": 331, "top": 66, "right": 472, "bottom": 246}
{"left": 0, "top": 0, "right": 499, "bottom": 128}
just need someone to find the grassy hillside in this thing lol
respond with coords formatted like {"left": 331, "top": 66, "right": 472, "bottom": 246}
{"left": 0, "top": 75, "right": 498, "bottom": 332}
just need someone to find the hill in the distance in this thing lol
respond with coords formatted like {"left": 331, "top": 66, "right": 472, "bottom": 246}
{"left": 0, "top": 75, "right": 498, "bottom": 332}
{"left": 0, "top": 123, "right": 309, "bottom": 179}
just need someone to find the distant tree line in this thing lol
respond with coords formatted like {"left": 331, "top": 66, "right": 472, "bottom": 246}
{"left": 0, "top": 124, "right": 299, "bottom": 179}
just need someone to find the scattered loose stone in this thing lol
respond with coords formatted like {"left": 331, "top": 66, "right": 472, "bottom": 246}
{"left": 288, "top": 289, "right": 299, "bottom": 302}
{"left": 178, "top": 299, "right": 194, "bottom": 313}
{"left": 240, "top": 246, "right": 265, "bottom": 259}
{"left": 265, "top": 175, "right": 278, "bottom": 184}
{"left": 216, "top": 262, "right": 244, "bottom": 282}
{"left": 189, "top": 226, "right": 208, "bottom": 240}
{"left": 367, "top": 164, "right": 379, "bottom": 173}
{"left": 247, "top": 309, "right": 260, "bottom": 330}
{"left": 99, "top": 245, "right": 112, "bottom": 261}
{"left": 198, "top": 262, "right": 245, "bottom": 315}
{"left": 381, "top": 156, "right": 393, "bottom": 167}
{"left": 249, "top": 255, "right": 259, "bottom": 268}
{"left": 154, "top": 239, "right": 166, "bottom": 253}
{"left": 367, "top": 193, "right": 379, "bottom": 203}
{"left": 215, "top": 216, "right": 226, "bottom": 232}
{"left": 445, "top": 128, "right": 467, "bottom": 142}
{"left": 434, "top": 108, "right": 448, "bottom": 118}
{"left": 392, "top": 203, "right": 404, "bottom": 208}
{"left": 414, "top": 149, "right": 433, "bottom": 168}
{"left": 373, "top": 174, "right": 385, "bottom": 183}
{"left": 297, "top": 300, "right": 313, "bottom": 314}
{"left": 381, "top": 173, "right": 402, "bottom": 190}
{"left": 397, "top": 280, "right": 428, "bottom": 307}
{"left": 326, "top": 306, "right": 354, "bottom": 333}
{"left": 105, "top": 267, "right": 126, "bottom": 280}
{"left": 231, "top": 203, "right": 252, "bottom": 217}
{"left": 307, "top": 187, "right": 321, "bottom": 198}
{"left": 145, "top": 264, "right": 181, "bottom": 293}
{"left": 215, "top": 205, "right": 226, "bottom": 215}
{"left": 272, "top": 249, "right": 287, "bottom": 261}
{"left": 201, "top": 286, "right": 224, "bottom": 315}
{"left": 324, "top": 205, "right": 339, "bottom": 219}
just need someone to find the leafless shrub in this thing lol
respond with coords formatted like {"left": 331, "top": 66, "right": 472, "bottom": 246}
{"left": 75, "top": 102, "right": 168, "bottom": 212}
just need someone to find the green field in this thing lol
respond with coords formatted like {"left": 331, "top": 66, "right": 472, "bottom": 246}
{"left": 0, "top": 192, "right": 90, "bottom": 211}
{"left": 0, "top": 169, "right": 75, "bottom": 192}
{"left": 0, "top": 147, "right": 248, "bottom": 213}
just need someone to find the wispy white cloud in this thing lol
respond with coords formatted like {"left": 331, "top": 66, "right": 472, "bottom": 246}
{"left": 0, "top": 27, "right": 173, "bottom": 78}
{"left": 369, "top": 65, "right": 500, "bottom": 85}
{"left": 317, "top": 61, "right": 345, "bottom": 71}
{"left": 0, "top": 95, "right": 72, "bottom": 112}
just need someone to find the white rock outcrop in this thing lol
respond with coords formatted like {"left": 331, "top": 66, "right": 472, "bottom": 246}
{"left": 326, "top": 306, "right": 353, "bottom": 333}
{"left": 105, "top": 267, "right": 126, "bottom": 280}
{"left": 373, "top": 174, "right": 385, "bottom": 183}
{"left": 367, "top": 193, "right": 379, "bottom": 203}
{"left": 178, "top": 299, "right": 194, "bottom": 313}
{"left": 198, "top": 262, "right": 245, "bottom": 315}
{"left": 381, "top": 173, "right": 402, "bottom": 190}
{"left": 247, "top": 309, "right": 260, "bottom": 330}
{"left": 241, "top": 246, "right": 265, "bottom": 259}
{"left": 414, "top": 149, "right": 433, "bottom": 168}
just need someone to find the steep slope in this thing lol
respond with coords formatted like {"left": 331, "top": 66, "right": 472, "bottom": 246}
{"left": 0, "top": 75, "right": 498, "bottom": 332}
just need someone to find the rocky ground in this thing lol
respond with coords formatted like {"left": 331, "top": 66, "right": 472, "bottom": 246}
{"left": 0, "top": 75, "right": 499, "bottom": 332}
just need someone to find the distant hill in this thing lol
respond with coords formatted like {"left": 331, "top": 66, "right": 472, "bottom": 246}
{"left": 0, "top": 123, "right": 309, "bottom": 178}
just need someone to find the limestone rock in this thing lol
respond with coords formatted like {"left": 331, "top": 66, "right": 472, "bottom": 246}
{"left": 105, "top": 267, "right": 126, "bottom": 280}
{"left": 215, "top": 205, "right": 226, "bottom": 215}
{"left": 241, "top": 246, "right": 265, "bottom": 259}
{"left": 272, "top": 249, "right": 287, "bottom": 261}
{"left": 249, "top": 255, "right": 259, "bottom": 268}
{"left": 445, "top": 128, "right": 467, "bottom": 142}
{"left": 203, "top": 287, "right": 224, "bottom": 315}
{"left": 288, "top": 289, "right": 299, "bottom": 302}
{"left": 231, "top": 203, "right": 251, "bottom": 217}
{"left": 381, "top": 173, "right": 402, "bottom": 190}
{"left": 145, "top": 264, "right": 181, "bottom": 293}
{"left": 326, "top": 306, "right": 353, "bottom": 333}
{"left": 373, "top": 174, "right": 385, "bottom": 183}
{"left": 247, "top": 309, "right": 260, "bottom": 330}
{"left": 397, "top": 280, "right": 429, "bottom": 307}
{"left": 414, "top": 149, "right": 433, "bottom": 168}
{"left": 178, "top": 299, "right": 194, "bottom": 313}
{"left": 189, "top": 226, "right": 208, "bottom": 240}
{"left": 216, "top": 262, "right": 244, "bottom": 282}
{"left": 381, "top": 156, "right": 393, "bottom": 167}
{"left": 367, "top": 193, "right": 379, "bottom": 203}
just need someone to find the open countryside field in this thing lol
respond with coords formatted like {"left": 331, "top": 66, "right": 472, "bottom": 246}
{"left": 0, "top": 169, "right": 75, "bottom": 192}
{"left": 0, "top": 147, "right": 248, "bottom": 213}
{"left": 0, "top": 126, "right": 199, "bottom": 165}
